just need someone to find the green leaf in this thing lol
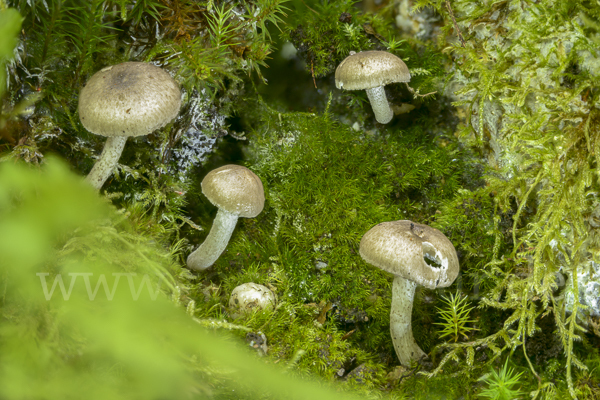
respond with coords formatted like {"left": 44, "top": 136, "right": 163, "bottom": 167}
{"left": 0, "top": 7, "right": 22, "bottom": 96}
{"left": 0, "top": 8, "right": 21, "bottom": 61}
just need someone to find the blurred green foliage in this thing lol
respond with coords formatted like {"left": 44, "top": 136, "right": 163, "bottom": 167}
{"left": 0, "top": 7, "right": 21, "bottom": 97}
{"left": 0, "top": 157, "right": 374, "bottom": 400}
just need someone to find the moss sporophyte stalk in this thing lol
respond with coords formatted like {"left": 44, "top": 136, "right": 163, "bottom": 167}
{"left": 2, "top": 0, "right": 600, "bottom": 399}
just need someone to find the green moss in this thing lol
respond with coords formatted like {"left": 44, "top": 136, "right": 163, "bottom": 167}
{"left": 177, "top": 95, "right": 479, "bottom": 396}
{"left": 2, "top": 0, "right": 289, "bottom": 203}
{"left": 406, "top": 0, "right": 600, "bottom": 396}
{"left": 282, "top": 0, "right": 385, "bottom": 78}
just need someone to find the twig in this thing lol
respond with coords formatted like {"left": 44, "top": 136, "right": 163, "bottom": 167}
{"left": 445, "top": 0, "right": 466, "bottom": 48}
{"left": 193, "top": 318, "right": 252, "bottom": 332}
{"left": 397, "top": 362, "right": 421, "bottom": 385}
{"left": 179, "top": 215, "right": 203, "bottom": 231}
{"left": 299, "top": 0, "right": 318, "bottom": 14}
{"left": 522, "top": 334, "right": 542, "bottom": 389}
{"left": 229, "top": 131, "right": 247, "bottom": 140}
{"left": 405, "top": 83, "right": 436, "bottom": 99}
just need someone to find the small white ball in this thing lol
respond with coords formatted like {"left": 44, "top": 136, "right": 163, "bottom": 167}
{"left": 229, "top": 283, "right": 276, "bottom": 316}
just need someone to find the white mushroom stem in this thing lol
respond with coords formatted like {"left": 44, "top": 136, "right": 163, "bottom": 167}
{"left": 86, "top": 136, "right": 128, "bottom": 190}
{"left": 365, "top": 86, "right": 393, "bottom": 124}
{"left": 390, "top": 275, "right": 427, "bottom": 366}
{"left": 187, "top": 208, "right": 239, "bottom": 271}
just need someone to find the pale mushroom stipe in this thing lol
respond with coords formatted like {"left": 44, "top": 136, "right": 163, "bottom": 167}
{"left": 359, "top": 220, "right": 459, "bottom": 366}
{"left": 187, "top": 165, "right": 265, "bottom": 271}
{"left": 78, "top": 62, "right": 181, "bottom": 189}
{"left": 335, "top": 50, "right": 411, "bottom": 124}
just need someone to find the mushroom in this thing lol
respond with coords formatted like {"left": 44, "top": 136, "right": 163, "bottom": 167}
{"left": 229, "top": 283, "right": 276, "bottom": 317}
{"left": 335, "top": 50, "right": 410, "bottom": 124}
{"left": 359, "top": 220, "right": 459, "bottom": 366}
{"left": 187, "top": 165, "right": 265, "bottom": 271}
{"left": 78, "top": 62, "right": 181, "bottom": 189}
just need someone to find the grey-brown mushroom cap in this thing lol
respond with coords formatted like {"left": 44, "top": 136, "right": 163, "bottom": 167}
{"left": 359, "top": 220, "right": 459, "bottom": 290}
{"left": 201, "top": 165, "right": 265, "bottom": 218}
{"left": 335, "top": 51, "right": 411, "bottom": 91}
{"left": 78, "top": 62, "right": 181, "bottom": 138}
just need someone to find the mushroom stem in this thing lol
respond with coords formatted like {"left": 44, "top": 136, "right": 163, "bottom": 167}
{"left": 365, "top": 86, "right": 393, "bottom": 124}
{"left": 187, "top": 208, "right": 239, "bottom": 271}
{"left": 86, "top": 136, "right": 128, "bottom": 190}
{"left": 390, "top": 275, "right": 427, "bottom": 366}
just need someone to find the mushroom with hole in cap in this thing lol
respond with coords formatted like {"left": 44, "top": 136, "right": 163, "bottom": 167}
{"left": 78, "top": 62, "right": 181, "bottom": 189}
{"left": 187, "top": 165, "right": 265, "bottom": 271}
{"left": 359, "top": 220, "right": 459, "bottom": 366}
{"left": 335, "top": 50, "right": 410, "bottom": 124}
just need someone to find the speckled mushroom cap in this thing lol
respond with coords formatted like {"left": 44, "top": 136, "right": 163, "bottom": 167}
{"left": 229, "top": 283, "right": 276, "bottom": 315}
{"left": 359, "top": 220, "right": 459, "bottom": 290}
{"left": 335, "top": 51, "right": 411, "bottom": 91}
{"left": 78, "top": 62, "right": 181, "bottom": 137}
{"left": 201, "top": 165, "right": 265, "bottom": 218}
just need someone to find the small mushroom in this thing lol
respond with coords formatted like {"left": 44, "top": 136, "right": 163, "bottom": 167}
{"left": 359, "top": 220, "right": 459, "bottom": 366}
{"left": 78, "top": 62, "right": 181, "bottom": 189}
{"left": 229, "top": 283, "right": 276, "bottom": 317}
{"left": 187, "top": 165, "right": 264, "bottom": 271}
{"left": 335, "top": 50, "right": 410, "bottom": 124}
